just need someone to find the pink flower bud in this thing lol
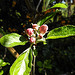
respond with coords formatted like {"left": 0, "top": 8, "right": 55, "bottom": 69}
{"left": 32, "top": 24, "right": 39, "bottom": 30}
{"left": 39, "top": 24, "right": 48, "bottom": 34}
{"left": 30, "top": 37, "right": 36, "bottom": 43}
{"left": 38, "top": 34, "right": 43, "bottom": 39}
{"left": 26, "top": 28, "right": 34, "bottom": 36}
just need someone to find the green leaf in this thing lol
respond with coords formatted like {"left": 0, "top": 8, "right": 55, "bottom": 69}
{"left": 37, "top": 12, "right": 56, "bottom": 26}
{"left": 0, "top": 70, "right": 4, "bottom": 75}
{"left": 0, "top": 59, "right": 3, "bottom": 66}
{"left": 37, "top": 61, "right": 43, "bottom": 68}
{"left": 0, "top": 59, "right": 10, "bottom": 67}
{"left": 51, "top": 3, "right": 67, "bottom": 9}
{"left": 43, "top": 60, "right": 52, "bottom": 69}
{"left": 36, "top": 38, "right": 46, "bottom": 43}
{"left": 10, "top": 47, "right": 32, "bottom": 75}
{"left": 38, "top": 68, "right": 43, "bottom": 73}
{"left": 0, "top": 28, "right": 6, "bottom": 36}
{"left": 1, "top": 62, "right": 10, "bottom": 67}
{"left": 0, "top": 33, "right": 28, "bottom": 47}
{"left": 16, "top": 11, "right": 21, "bottom": 16}
{"left": 38, "top": 3, "right": 67, "bottom": 26}
{"left": 47, "top": 25, "right": 75, "bottom": 39}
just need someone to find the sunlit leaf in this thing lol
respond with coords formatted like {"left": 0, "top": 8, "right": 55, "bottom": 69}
{"left": 0, "top": 59, "right": 10, "bottom": 67}
{"left": 0, "top": 70, "right": 4, "bottom": 75}
{"left": 47, "top": 25, "right": 75, "bottom": 39}
{"left": 0, "top": 33, "right": 28, "bottom": 47}
{"left": 10, "top": 47, "right": 32, "bottom": 75}
{"left": 1, "top": 62, "right": 10, "bottom": 67}
{"left": 51, "top": 3, "right": 67, "bottom": 8}
{"left": 36, "top": 38, "right": 47, "bottom": 45}
{"left": 0, "top": 59, "right": 3, "bottom": 66}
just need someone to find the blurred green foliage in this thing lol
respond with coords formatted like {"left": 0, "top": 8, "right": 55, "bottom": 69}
{"left": 36, "top": 36, "right": 75, "bottom": 75}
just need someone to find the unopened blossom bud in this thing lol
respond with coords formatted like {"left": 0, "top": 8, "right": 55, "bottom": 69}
{"left": 26, "top": 28, "right": 34, "bottom": 36}
{"left": 38, "top": 34, "right": 43, "bottom": 39}
{"left": 32, "top": 24, "right": 39, "bottom": 30}
{"left": 39, "top": 24, "right": 48, "bottom": 34}
{"left": 30, "top": 37, "right": 36, "bottom": 43}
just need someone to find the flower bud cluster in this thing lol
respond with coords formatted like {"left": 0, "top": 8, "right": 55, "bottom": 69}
{"left": 26, "top": 24, "right": 48, "bottom": 44}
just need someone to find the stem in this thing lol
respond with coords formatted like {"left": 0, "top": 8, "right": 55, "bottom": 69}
{"left": 45, "top": 70, "right": 47, "bottom": 75}
{"left": 33, "top": 55, "right": 36, "bottom": 75}
{"left": 2, "top": 48, "right": 7, "bottom": 59}
{"left": 36, "top": 0, "right": 42, "bottom": 12}
{"left": 7, "top": 47, "right": 19, "bottom": 58}
{"left": 33, "top": 45, "right": 36, "bottom": 75}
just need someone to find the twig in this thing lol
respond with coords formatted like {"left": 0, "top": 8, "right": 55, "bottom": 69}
{"left": 33, "top": 45, "right": 36, "bottom": 75}
{"left": 45, "top": 70, "right": 47, "bottom": 75}
{"left": 33, "top": 56, "right": 36, "bottom": 75}
{"left": 7, "top": 47, "right": 19, "bottom": 58}
{"left": 0, "top": 33, "right": 3, "bottom": 38}
{"left": 2, "top": 48, "right": 7, "bottom": 59}
{"left": 36, "top": 0, "right": 42, "bottom": 12}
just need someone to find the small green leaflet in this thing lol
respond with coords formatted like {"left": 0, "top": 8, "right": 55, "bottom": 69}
{"left": 47, "top": 25, "right": 75, "bottom": 39}
{"left": 10, "top": 47, "right": 32, "bottom": 75}
{"left": 0, "top": 70, "right": 4, "bottom": 75}
{"left": 0, "top": 59, "right": 10, "bottom": 67}
{"left": 0, "top": 33, "right": 28, "bottom": 47}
